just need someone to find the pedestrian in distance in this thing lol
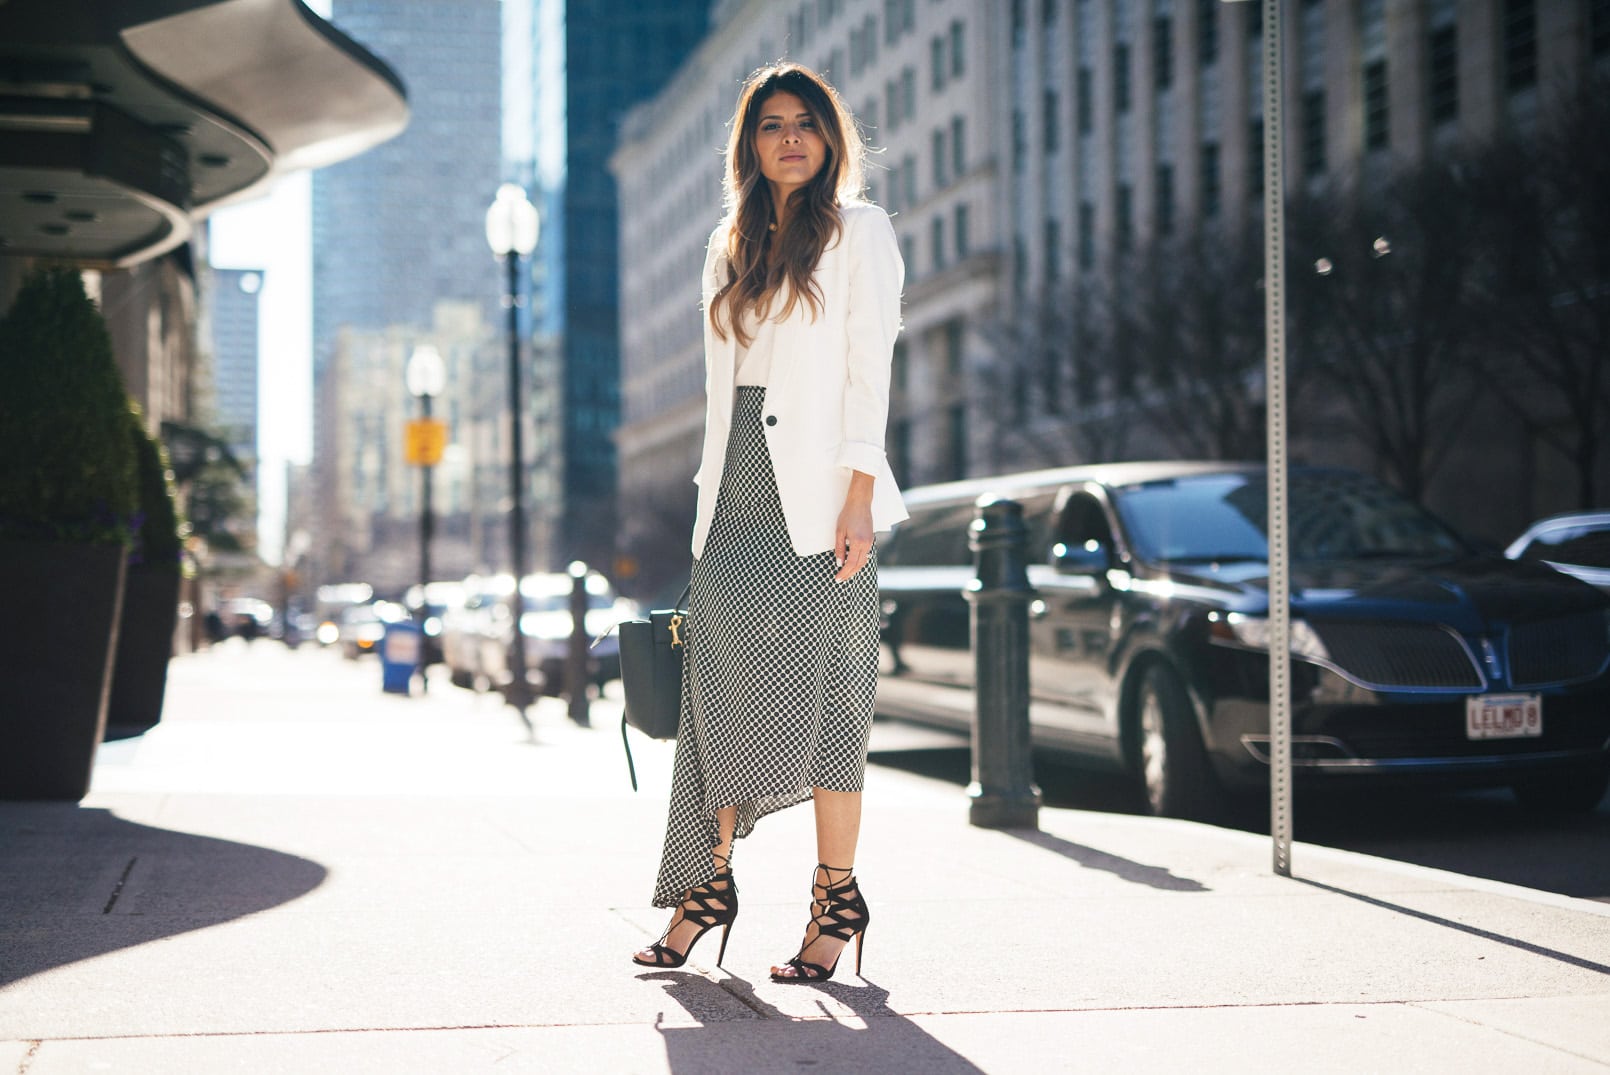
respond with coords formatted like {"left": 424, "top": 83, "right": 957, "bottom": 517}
{"left": 631, "top": 61, "right": 908, "bottom": 983}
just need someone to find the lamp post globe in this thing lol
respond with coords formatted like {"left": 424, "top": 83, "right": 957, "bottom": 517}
{"left": 486, "top": 182, "right": 539, "bottom": 725}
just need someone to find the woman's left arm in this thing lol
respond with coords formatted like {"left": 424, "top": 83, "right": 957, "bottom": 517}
{"left": 836, "top": 207, "right": 905, "bottom": 478}
{"left": 833, "top": 209, "right": 904, "bottom": 581}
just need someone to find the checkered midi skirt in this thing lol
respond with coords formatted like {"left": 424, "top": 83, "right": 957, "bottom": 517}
{"left": 651, "top": 386, "right": 880, "bottom": 908}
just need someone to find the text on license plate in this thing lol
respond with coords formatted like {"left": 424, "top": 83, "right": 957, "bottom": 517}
{"left": 1466, "top": 693, "right": 1542, "bottom": 740}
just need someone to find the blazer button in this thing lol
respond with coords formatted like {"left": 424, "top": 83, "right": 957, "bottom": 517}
{"left": 765, "top": 415, "right": 777, "bottom": 426}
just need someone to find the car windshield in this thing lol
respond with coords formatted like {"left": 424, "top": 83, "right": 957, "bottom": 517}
{"left": 1113, "top": 471, "right": 1469, "bottom": 564}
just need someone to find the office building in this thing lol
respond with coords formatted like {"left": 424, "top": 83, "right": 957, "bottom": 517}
{"left": 206, "top": 268, "right": 264, "bottom": 468}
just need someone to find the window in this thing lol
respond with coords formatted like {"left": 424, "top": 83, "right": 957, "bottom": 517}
{"left": 1428, "top": 25, "right": 1458, "bottom": 125}
{"left": 1012, "top": 109, "right": 1027, "bottom": 172}
{"left": 902, "top": 66, "right": 917, "bottom": 121}
{"left": 1115, "top": 184, "right": 1133, "bottom": 253}
{"left": 945, "top": 320, "right": 964, "bottom": 378}
{"left": 892, "top": 340, "right": 908, "bottom": 392}
{"left": 951, "top": 116, "right": 966, "bottom": 177}
{"left": 890, "top": 419, "right": 911, "bottom": 489}
{"left": 1593, "top": 0, "right": 1610, "bottom": 57}
{"left": 1046, "top": 217, "right": 1062, "bottom": 282}
{"left": 903, "top": 153, "right": 917, "bottom": 205}
{"left": 932, "top": 127, "right": 947, "bottom": 188}
{"left": 1044, "top": 89, "right": 1060, "bottom": 152}
{"left": 1013, "top": 233, "right": 1027, "bottom": 289}
{"left": 885, "top": 79, "right": 900, "bottom": 130}
{"left": 1198, "top": 0, "right": 1218, "bottom": 65}
{"left": 1077, "top": 202, "right": 1094, "bottom": 270}
{"left": 1012, "top": 0, "right": 1027, "bottom": 47}
{"left": 1114, "top": 43, "right": 1132, "bottom": 114}
{"left": 1155, "top": 163, "right": 1175, "bottom": 236}
{"left": 901, "top": 236, "right": 916, "bottom": 276}
{"left": 1246, "top": 1, "right": 1262, "bottom": 38}
{"left": 1363, "top": 60, "right": 1389, "bottom": 150}
{"left": 1249, "top": 119, "right": 1264, "bottom": 199}
{"left": 950, "top": 19, "right": 966, "bottom": 77}
{"left": 1076, "top": 66, "right": 1093, "bottom": 134}
{"left": 1503, "top": 0, "right": 1536, "bottom": 92}
{"left": 954, "top": 203, "right": 970, "bottom": 258}
{"left": 948, "top": 403, "right": 967, "bottom": 481}
{"left": 1154, "top": 16, "right": 1173, "bottom": 90}
{"left": 1200, "top": 141, "right": 1221, "bottom": 218}
{"left": 1301, "top": 89, "right": 1326, "bottom": 176}
{"left": 1043, "top": 0, "right": 1057, "bottom": 26}
{"left": 884, "top": 158, "right": 901, "bottom": 213}
{"left": 931, "top": 35, "right": 947, "bottom": 92}
{"left": 932, "top": 215, "right": 946, "bottom": 271}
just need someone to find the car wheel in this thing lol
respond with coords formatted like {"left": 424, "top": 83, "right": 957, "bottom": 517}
{"left": 1135, "top": 663, "right": 1221, "bottom": 822}
{"left": 1510, "top": 759, "right": 1610, "bottom": 814}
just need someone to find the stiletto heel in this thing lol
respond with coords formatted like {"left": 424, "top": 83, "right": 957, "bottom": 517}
{"left": 770, "top": 863, "right": 870, "bottom": 983}
{"left": 632, "top": 853, "right": 738, "bottom": 969}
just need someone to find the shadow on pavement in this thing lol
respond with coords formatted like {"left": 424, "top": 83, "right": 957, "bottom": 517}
{"left": 643, "top": 972, "right": 986, "bottom": 1074}
{"left": 1295, "top": 877, "right": 1610, "bottom": 975}
{"left": 0, "top": 804, "right": 327, "bottom": 989}
{"left": 1002, "top": 828, "right": 1210, "bottom": 892}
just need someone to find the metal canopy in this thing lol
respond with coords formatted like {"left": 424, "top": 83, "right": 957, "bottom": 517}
{"left": 0, "top": 0, "right": 408, "bottom": 267}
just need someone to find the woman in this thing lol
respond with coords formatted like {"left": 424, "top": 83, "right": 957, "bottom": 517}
{"left": 631, "top": 62, "right": 906, "bottom": 983}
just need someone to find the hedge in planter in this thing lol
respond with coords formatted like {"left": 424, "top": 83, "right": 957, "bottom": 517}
{"left": 107, "top": 413, "right": 188, "bottom": 738}
{"left": 0, "top": 266, "right": 138, "bottom": 800}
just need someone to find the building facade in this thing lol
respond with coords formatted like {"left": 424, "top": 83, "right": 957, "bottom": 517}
{"left": 310, "top": 0, "right": 503, "bottom": 588}
{"left": 205, "top": 267, "right": 263, "bottom": 468}
{"left": 509, "top": 0, "right": 712, "bottom": 581}
{"left": 615, "top": 0, "right": 1610, "bottom": 570}
{"left": 314, "top": 301, "right": 499, "bottom": 594}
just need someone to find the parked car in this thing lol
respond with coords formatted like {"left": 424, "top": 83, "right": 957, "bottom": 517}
{"left": 1505, "top": 511, "right": 1610, "bottom": 594}
{"left": 466, "top": 572, "right": 633, "bottom": 695}
{"left": 876, "top": 462, "right": 1610, "bottom": 820}
{"left": 405, "top": 580, "right": 467, "bottom": 668}
{"left": 441, "top": 578, "right": 506, "bottom": 690}
{"left": 337, "top": 601, "right": 408, "bottom": 660}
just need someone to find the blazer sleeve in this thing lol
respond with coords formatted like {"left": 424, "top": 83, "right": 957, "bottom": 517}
{"left": 836, "top": 206, "right": 905, "bottom": 476}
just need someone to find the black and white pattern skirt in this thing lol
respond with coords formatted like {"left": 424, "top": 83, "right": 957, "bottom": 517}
{"left": 651, "top": 386, "right": 879, "bottom": 908}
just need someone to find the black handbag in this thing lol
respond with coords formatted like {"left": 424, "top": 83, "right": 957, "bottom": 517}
{"left": 614, "top": 584, "right": 689, "bottom": 790}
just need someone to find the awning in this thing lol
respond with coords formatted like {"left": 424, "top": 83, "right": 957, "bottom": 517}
{"left": 0, "top": 0, "right": 409, "bottom": 267}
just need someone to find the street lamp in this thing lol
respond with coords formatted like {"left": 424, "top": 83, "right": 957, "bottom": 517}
{"left": 406, "top": 343, "right": 446, "bottom": 692}
{"left": 485, "top": 182, "right": 540, "bottom": 722}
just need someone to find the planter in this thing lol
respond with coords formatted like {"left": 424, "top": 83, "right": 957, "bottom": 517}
{"left": 0, "top": 540, "right": 126, "bottom": 800}
{"left": 105, "top": 565, "right": 181, "bottom": 739}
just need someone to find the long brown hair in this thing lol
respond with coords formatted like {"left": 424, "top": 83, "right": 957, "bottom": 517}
{"left": 709, "top": 62, "right": 866, "bottom": 345}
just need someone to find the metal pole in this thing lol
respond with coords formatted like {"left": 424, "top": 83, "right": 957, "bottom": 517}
{"left": 965, "top": 496, "right": 1041, "bottom": 829}
{"left": 567, "top": 563, "right": 591, "bottom": 727}
{"left": 1261, "top": 0, "right": 1293, "bottom": 877}
{"left": 419, "top": 391, "right": 434, "bottom": 693}
{"left": 505, "top": 252, "right": 533, "bottom": 721}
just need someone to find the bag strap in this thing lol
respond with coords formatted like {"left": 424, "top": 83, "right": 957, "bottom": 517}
{"left": 621, "top": 714, "right": 639, "bottom": 792}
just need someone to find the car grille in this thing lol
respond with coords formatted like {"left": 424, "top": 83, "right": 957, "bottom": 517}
{"left": 1310, "top": 621, "right": 1483, "bottom": 690}
{"left": 1508, "top": 613, "right": 1609, "bottom": 687}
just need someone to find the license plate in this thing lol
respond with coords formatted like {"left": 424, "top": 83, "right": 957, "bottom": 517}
{"left": 1465, "top": 693, "right": 1542, "bottom": 740}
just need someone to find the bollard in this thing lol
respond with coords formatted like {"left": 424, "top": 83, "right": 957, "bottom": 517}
{"left": 566, "top": 562, "right": 592, "bottom": 727}
{"left": 965, "top": 496, "right": 1041, "bottom": 829}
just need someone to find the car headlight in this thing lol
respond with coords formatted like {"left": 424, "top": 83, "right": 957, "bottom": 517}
{"left": 1210, "top": 613, "right": 1331, "bottom": 663}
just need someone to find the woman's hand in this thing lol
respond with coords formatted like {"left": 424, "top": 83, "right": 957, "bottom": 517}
{"left": 834, "top": 471, "right": 876, "bottom": 582}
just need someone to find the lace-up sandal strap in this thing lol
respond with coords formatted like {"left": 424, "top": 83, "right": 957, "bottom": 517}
{"left": 810, "top": 869, "right": 867, "bottom": 942}
{"left": 781, "top": 955, "right": 832, "bottom": 980}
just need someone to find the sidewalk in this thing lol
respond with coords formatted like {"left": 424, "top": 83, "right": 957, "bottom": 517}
{"left": 2, "top": 641, "right": 1608, "bottom": 1074}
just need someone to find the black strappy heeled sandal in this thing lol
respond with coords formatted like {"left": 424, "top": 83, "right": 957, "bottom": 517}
{"left": 770, "top": 863, "right": 869, "bottom": 983}
{"left": 632, "top": 853, "right": 739, "bottom": 969}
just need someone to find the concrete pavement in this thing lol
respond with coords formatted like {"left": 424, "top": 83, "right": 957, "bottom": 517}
{"left": 2, "top": 641, "right": 1608, "bottom": 1074}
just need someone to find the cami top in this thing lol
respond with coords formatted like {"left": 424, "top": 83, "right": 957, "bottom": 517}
{"left": 733, "top": 302, "right": 777, "bottom": 387}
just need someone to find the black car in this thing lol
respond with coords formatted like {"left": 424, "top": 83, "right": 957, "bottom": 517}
{"left": 876, "top": 462, "right": 1610, "bottom": 820}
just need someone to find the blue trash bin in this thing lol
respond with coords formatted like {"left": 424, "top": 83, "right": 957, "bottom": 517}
{"left": 380, "top": 621, "right": 422, "bottom": 695}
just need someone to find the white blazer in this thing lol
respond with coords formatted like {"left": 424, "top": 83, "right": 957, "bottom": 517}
{"left": 691, "top": 202, "right": 909, "bottom": 559}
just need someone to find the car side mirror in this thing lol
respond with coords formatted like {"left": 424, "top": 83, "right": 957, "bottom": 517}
{"left": 1052, "top": 540, "right": 1109, "bottom": 576}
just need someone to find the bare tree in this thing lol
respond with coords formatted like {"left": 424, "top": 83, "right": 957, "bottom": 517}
{"left": 977, "top": 276, "right": 1136, "bottom": 470}
{"left": 1467, "top": 78, "right": 1610, "bottom": 508}
{"left": 1286, "top": 160, "right": 1487, "bottom": 501}
{"left": 1123, "top": 226, "right": 1270, "bottom": 460}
